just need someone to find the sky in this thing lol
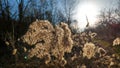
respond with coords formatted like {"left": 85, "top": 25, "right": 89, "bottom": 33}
{"left": 94, "top": 0, "right": 118, "bottom": 9}
{"left": 9, "top": 0, "right": 118, "bottom": 13}
{"left": 8, "top": 0, "right": 118, "bottom": 17}
{"left": 7, "top": 0, "right": 119, "bottom": 30}
{"left": 69, "top": 0, "right": 119, "bottom": 30}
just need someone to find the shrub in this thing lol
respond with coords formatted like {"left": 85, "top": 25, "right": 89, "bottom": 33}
{"left": 82, "top": 42, "right": 96, "bottom": 59}
{"left": 21, "top": 20, "right": 73, "bottom": 66}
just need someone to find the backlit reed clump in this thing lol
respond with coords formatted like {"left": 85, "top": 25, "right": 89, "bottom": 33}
{"left": 88, "top": 31, "right": 97, "bottom": 39}
{"left": 82, "top": 42, "right": 96, "bottom": 59}
{"left": 113, "top": 37, "right": 120, "bottom": 46}
{"left": 112, "top": 37, "right": 120, "bottom": 57}
{"left": 82, "top": 42, "right": 107, "bottom": 59}
{"left": 72, "top": 31, "right": 97, "bottom": 47}
{"left": 21, "top": 20, "right": 73, "bottom": 66}
{"left": 95, "top": 46, "right": 106, "bottom": 57}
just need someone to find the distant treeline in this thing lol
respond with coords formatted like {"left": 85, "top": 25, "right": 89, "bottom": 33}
{"left": 0, "top": 0, "right": 120, "bottom": 39}
{"left": 0, "top": 0, "right": 81, "bottom": 38}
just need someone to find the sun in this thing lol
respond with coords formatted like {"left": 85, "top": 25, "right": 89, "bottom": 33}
{"left": 73, "top": 2, "right": 99, "bottom": 29}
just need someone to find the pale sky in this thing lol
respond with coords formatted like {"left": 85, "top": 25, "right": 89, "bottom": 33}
{"left": 78, "top": 0, "right": 118, "bottom": 10}
{"left": 8, "top": 0, "right": 119, "bottom": 21}
{"left": 69, "top": 0, "right": 119, "bottom": 30}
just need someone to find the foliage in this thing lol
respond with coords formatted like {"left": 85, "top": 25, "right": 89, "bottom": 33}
{"left": 21, "top": 20, "right": 73, "bottom": 66}
{"left": 113, "top": 38, "right": 120, "bottom": 56}
{"left": 82, "top": 42, "right": 96, "bottom": 59}
{"left": 0, "top": 0, "right": 120, "bottom": 67}
{"left": 0, "top": 20, "right": 120, "bottom": 68}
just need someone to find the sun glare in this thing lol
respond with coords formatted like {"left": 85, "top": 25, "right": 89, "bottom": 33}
{"left": 73, "top": 2, "right": 99, "bottom": 29}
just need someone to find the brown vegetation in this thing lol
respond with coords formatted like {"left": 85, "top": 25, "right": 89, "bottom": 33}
{"left": 21, "top": 20, "right": 73, "bottom": 66}
{"left": 16, "top": 20, "right": 120, "bottom": 68}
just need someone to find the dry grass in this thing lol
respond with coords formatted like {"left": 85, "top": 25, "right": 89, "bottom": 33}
{"left": 21, "top": 20, "right": 73, "bottom": 66}
{"left": 1, "top": 20, "right": 120, "bottom": 68}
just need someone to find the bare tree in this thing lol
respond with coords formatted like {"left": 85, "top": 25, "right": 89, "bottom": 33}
{"left": 61, "top": 0, "right": 80, "bottom": 25}
{"left": 115, "top": 0, "right": 120, "bottom": 23}
{"left": 15, "top": 0, "right": 24, "bottom": 23}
